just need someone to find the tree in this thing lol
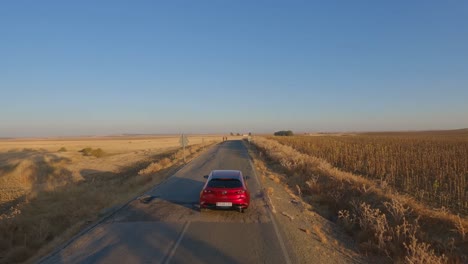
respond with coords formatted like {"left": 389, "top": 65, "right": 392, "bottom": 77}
{"left": 274, "top": 130, "right": 294, "bottom": 136}
{"left": 230, "top": 132, "right": 234, "bottom": 136}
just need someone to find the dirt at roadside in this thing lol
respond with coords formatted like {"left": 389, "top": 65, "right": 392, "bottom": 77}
{"left": 248, "top": 146, "right": 369, "bottom": 264}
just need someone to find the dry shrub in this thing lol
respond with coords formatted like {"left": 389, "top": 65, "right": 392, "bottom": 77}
{"left": 138, "top": 162, "right": 162, "bottom": 175}
{"left": 90, "top": 148, "right": 105, "bottom": 158}
{"left": 172, "top": 151, "right": 183, "bottom": 160}
{"left": 159, "top": 157, "right": 171, "bottom": 167}
{"left": 404, "top": 235, "right": 447, "bottom": 264}
{"left": 354, "top": 202, "right": 392, "bottom": 253}
{"left": 79, "top": 147, "right": 105, "bottom": 158}
{"left": 338, "top": 210, "right": 355, "bottom": 232}
{"left": 57, "top": 147, "right": 67, "bottom": 152}
{"left": 305, "top": 174, "right": 320, "bottom": 191}
{"left": 384, "top": 198, "right": 412, "bottom": 224}
{"left": 79, "top": 147, "right": 92, "bottom": 156}
{"left": 454, "top": 215, "right": 466, "bottom": 241}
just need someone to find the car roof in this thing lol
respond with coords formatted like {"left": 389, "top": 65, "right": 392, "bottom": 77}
{"left": 210, "top": 170, "right": 242, "bottom": 180}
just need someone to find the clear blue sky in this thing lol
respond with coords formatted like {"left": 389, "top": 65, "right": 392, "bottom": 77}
{"left": 1, "top": 1, "right": 467, "bottom": 136}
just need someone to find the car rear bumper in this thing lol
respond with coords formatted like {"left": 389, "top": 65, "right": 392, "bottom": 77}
{"left": 200, "top": 198, "right": 249, "bottom": 209}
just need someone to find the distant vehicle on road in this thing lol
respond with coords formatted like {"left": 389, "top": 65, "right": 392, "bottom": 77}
{"left": 199, "top": 170, "right": 250, "bottom": 213}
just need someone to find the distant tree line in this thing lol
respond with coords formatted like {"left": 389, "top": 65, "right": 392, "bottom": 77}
{"left": 274, "top": 130, "right": 294, "bottom": 136}
{"left": 229, "top": 132, "right": 252, "bottom": 136}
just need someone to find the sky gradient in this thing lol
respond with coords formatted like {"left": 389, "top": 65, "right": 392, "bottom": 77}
{"left": 1, "top": 1, "right": 467, "bottom": 137}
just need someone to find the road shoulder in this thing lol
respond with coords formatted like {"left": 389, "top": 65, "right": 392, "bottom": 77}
{"left": 246, "top": 141, "right": 367, "bottom": 264}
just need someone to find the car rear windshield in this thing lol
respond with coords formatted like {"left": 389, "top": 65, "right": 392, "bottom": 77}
{"left": 207, "top": 178, "right": 242, "bottom": 188}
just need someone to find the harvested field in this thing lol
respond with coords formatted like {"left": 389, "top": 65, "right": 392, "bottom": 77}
{"left": 0, "top": 135, "right": 222, "bottom": 208}
{"left": 0, "top": 135, "right": 222, "bottom": 263}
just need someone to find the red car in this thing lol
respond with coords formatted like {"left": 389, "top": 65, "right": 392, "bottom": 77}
{"left": 200, "top": 170, "right": 250, "bottom": 213}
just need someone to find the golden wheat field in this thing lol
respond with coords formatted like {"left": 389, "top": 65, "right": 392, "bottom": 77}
{"left": 270, "top": 131, "right": 468, "bottom": 215}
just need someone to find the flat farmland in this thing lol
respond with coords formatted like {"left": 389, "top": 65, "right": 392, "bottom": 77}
{"left": 270, "top": 131, "right": 468, "bottom": 214}
{"left": 0, "top": 135, "right": 225, "bottom": 263}
{"left": 0, "top": 135, "right": 223, "bottom": 206}
{"left": 0, "top": 135, "right": 221, "bottom": 153}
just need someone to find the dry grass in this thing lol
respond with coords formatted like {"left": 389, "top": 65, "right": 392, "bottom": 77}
{"left": 0, "top": 136, "right": 218, "bottom": 264}
{"left": 266, "top": 187, "right": 274, "bottom": 196}
{"left": 250, "top": 137, "right": 468, "bottom": 263}
{"left": 268, "top": 174, "right": 281, "bottom": 183}
{"left": 311, "top": 224, "right": 328, "bottom": 244}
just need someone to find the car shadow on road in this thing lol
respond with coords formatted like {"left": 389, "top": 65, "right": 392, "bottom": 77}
{"left": 112, "top": 176, "right": 206, "bottom": 222}
{"left": 151, "top": 176, "right": 205, "bottom": 211}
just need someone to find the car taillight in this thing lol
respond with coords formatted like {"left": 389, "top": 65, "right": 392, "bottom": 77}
{"left": 203, "top": 189, "right": 212, "bottom": 194}
{"left": 235, "top": 190, "right": 245, "bottom": 194}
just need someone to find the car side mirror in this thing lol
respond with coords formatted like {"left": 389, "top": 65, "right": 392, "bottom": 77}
{"left": 244, "top": 175, "right": 250, "bottom": 180}
{"left": 203, "top": 175, "right": 209, "bottom": 179}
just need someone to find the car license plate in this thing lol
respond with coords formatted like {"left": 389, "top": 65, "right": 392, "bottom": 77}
{"left": 216, "top": 202, "right": 232, "bottom": 207}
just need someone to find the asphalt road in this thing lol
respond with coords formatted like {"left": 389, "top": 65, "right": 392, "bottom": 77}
{"left": 41, "top": 140, "right": 293, "bottom": 264}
